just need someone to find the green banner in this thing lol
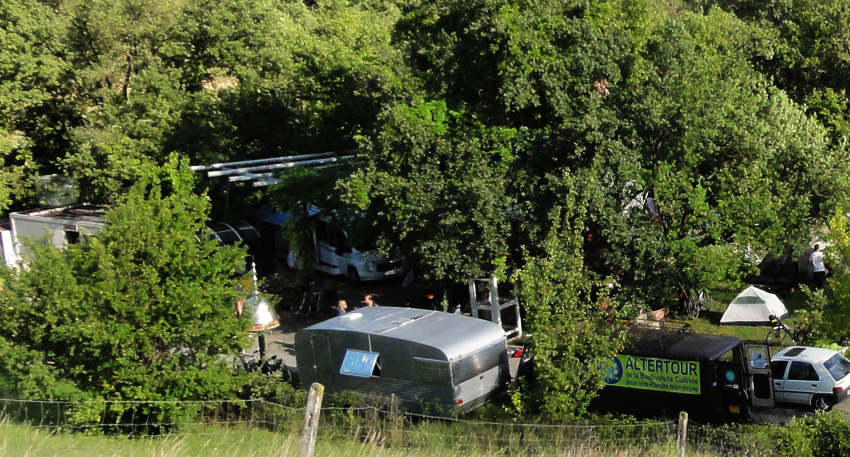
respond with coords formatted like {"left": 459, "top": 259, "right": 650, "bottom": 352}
{"left": 602, "top": 355, "right": 700, "bottom": 395}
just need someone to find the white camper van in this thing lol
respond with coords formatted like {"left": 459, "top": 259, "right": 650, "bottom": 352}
{"left": 254, "top": 205, "right": 407, "bottom": 282}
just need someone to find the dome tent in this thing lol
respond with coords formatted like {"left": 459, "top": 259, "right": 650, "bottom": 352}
{"left": 720, "top": 285, "right": 789, "bottom": 325}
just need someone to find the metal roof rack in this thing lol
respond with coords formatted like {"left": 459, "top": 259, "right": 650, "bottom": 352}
{"left": 191, "top": 151, "right": 357, "bottom": 187}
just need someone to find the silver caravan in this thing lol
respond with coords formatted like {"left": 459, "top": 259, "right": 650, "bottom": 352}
{"left": 295, "top": 307, "right": 510, "bottom": 415}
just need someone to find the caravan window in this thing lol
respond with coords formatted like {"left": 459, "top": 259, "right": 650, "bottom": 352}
{"left": 747, "top": 347, "right": 767, "bottom": 368}
{"left": 328, "top": 226, "right": 349, "bottom": 251}
{"left": 340, "top": 350, "right": 381, "bottom": 378}
{"left": 414, "top": 358, "right": 450, "bottom": 385}
{"left": 65, "top": 230, "right": 80, "bottom": 245}
{"left": 452, "top": 341, "right": 505, "bottom": 383}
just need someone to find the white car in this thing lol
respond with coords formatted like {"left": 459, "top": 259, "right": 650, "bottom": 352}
{"left": 770, "top": 346, "right": 850, "bottom": 410}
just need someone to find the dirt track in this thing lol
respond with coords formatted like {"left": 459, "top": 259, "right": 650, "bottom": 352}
{"left": 248, "top": 273, "right": 417, "bottom": 367}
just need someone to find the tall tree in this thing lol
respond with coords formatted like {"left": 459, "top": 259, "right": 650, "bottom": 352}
{"left": 345, "top": 99, "right": 516, "bottom": 284}
{"left": 0, "top": 0, "right": 75, "bottom": 211}
{"left": 510, "top": 176, "right": 624, "bottom": 419}
{"left": 0, "top": 155, "right": 249, "bottom": 423}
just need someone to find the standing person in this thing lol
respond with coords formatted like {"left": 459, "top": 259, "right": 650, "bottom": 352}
{"left": 363, "top": 294, "right": 378, "bottom": 307}
{"left": 811, "top": 244, "right": 826, "bottom": 289}
{"left": 801, "top": 247, "right": 815, "bottom": 282}
{"left": 336, "top": 299, "right": 348, "bottom": 316}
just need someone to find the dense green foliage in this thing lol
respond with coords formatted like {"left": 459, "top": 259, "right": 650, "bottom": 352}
{"left": 510, "top": 190, "right": 624, "bottom": 419}
{"left": 4, "top": 0, "right": 850, "bottom": 420}
{"left": 741, "top": 411, "right": 850, "bottom": 457}
{"left": 0, "top": 157, "right": 252, "bottom": 423}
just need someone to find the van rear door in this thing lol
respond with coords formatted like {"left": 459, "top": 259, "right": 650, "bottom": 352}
{"left": 744, "top": 343, "right": 775, "bottom": 408}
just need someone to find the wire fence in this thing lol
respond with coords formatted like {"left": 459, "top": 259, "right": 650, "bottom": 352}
{"left": 0, "top": 398, "right": 304, "bottom": 435}
{"left": 0, "top": 398, "right": 773, "bottom": 456}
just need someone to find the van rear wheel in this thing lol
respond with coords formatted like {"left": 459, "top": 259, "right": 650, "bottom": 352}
{"left": 813, "top": 395, "right": 833, "bottom": 412}
{"left": 347, "top": 267, "right": 361, "bottom": 284}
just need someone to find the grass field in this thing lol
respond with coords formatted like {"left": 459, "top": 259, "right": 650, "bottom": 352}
{"left": 0, "top": 423, "right": 408, "bottom": 457}
{"left": 676, "top": 280, "right": 812, "bottom": 344}
{"left": 0, "top": 422, "right": 689, "bottom": 457}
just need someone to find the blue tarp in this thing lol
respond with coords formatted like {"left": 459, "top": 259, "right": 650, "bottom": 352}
{"left": 340, "top": 350, "right": 379, "bottom": 378}
{"left": 252, "top": 204, "right": 319, "bottom": 225}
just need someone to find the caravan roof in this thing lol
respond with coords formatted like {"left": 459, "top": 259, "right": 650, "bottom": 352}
{"left": 12, "top": 204, "right": 107, "bottom": 226}
{"left": 303, "top": 307, "right": 506, "bottom": 361}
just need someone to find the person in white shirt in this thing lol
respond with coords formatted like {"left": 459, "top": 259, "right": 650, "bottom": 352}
{"left": 811, "top": 244, "right": 826, "bottom": 288}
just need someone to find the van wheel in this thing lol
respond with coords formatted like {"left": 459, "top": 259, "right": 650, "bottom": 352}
{"left": 347, "top": 267, "right": 361, "bottom": 284}
{"left": 813, "top": 395, "right": 833, "bottom": 412}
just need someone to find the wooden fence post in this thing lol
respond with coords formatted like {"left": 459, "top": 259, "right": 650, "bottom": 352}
{"left": 300, "top": 383, "right": 324, "bottom": 457}
{"left": 677, "top": 411, "right": 688, "bottom": 457}
{"left": 389, "top": 394, "right": 402, "bottom": 444}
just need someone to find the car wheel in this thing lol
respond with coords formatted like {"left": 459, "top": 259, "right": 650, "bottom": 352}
{"left": 347, "top": 267, "right": 361, "bottom": 284}
{"left": 813, "top": 395, "right": 833, "bottom": 412}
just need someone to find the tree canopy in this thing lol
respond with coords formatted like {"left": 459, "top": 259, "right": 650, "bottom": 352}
{"left": 4, "top": 0, "right": 850, "bottom": 419}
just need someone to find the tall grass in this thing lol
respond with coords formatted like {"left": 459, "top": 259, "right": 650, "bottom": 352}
{"left": 0, "top": 419, "right": 691, "bottom": 457}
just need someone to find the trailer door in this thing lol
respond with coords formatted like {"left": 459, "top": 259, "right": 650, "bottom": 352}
{"left": 744, "top": 343, "right": 774, "bottom": 408}
{"left": 311, "top": 334, "right": 334, "bottom": 389}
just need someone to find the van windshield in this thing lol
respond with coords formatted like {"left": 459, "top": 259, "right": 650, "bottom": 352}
{"left": 352, "top": 239, "right": 378, "bottom": 252}
{"left": 824, "top": 354, "right": 850, "bottom": 381}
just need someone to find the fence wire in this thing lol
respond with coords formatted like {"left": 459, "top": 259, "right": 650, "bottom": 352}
{"left": 0, "top": 398, "right": 304, "bottom": 435}
{"left": 686, "top": 421, "right": 767, "bottom": 457}
{"left": 0, "top": 398, "right": 779, "bottom": 456}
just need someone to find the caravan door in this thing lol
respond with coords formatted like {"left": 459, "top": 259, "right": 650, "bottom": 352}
{"left": 311, "top": 334, "right": 334, "bottom": 388}
{"left": 744, "top": 343, "right": 775, "bottom": 408}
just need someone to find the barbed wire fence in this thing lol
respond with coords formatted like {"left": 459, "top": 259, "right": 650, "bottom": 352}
{"left": 0, "top": 394, "right": 771, "bottom": 457}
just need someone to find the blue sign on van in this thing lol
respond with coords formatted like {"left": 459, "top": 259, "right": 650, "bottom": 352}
{"left": 340, "top": 350, "right": 379, "bottom": 377}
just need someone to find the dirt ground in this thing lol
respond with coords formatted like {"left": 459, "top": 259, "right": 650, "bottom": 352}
{"left": 248, "top": 273, "right": 421, "bottom": 367}
{"left": 752, "top": 402, "right": 850, "bottom": 423}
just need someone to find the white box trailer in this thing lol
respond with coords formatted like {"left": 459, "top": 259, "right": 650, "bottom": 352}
{"left": 9, "top": 204, "right": 107, "bottom": 262}
{"left": 1, "top": 223, "right": 17, "bottom": 268}
{"left": 5, "top": 204, "right": 260, "bottom": 267}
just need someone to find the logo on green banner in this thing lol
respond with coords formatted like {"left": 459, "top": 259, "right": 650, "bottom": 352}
{"left": 603, "top": 355, "right": 700, "bottom": 395}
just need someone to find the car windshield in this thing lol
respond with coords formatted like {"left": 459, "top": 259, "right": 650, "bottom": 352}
{"left": 823, "top": 353, "right": 850, "bottom": 381}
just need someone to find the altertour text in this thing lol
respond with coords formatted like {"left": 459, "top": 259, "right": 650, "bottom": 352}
{"left": 608, "top": 355, "right": 702, "bottom": 395}
{"left": 624, "top": 357, "right": 698, "bottom": 376}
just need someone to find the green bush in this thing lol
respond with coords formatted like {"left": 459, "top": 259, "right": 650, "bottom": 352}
{"left": 740, "top": 411, "right": 850, "bottom": 457}
{"left": 799, "top": 412, "right": 850, "bottom": 457}
{"left": 0, "top": 157, "right": 252, "bottom": 431}
{"left": 240, "top": 371, "right": 305, "bottom": 407}
{"left": 747, "top": 422, "right": 813, "bottom": 457}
